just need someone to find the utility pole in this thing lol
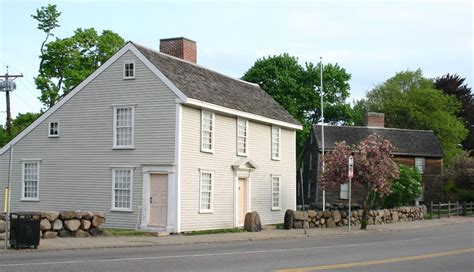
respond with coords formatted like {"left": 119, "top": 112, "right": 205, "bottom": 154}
{"left": 0, "top": 66, "right": 23, "bottom": 136}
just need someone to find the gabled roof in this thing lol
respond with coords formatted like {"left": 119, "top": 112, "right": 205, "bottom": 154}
{"left": 133, "top": 43, "right": 300, "bottom": 126}
{"left": 312, "top": 125, "right": 443, "bottom": 158}
{"left": 0, "top": 42, "right": 301, "bottom": 155}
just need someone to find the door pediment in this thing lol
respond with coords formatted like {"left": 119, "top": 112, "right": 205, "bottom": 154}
{"left": 232, "top": 158, "right": 258, "bottom": 171}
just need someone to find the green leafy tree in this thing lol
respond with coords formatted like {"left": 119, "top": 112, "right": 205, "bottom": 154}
{"left": 321, "top": 134, "right": 400, "bottom": 230}
{"left": 31, "top": 4, "right": 61, "bottom": 64}
{"left": 382, "top": 165, "right": 422, "bottom": 208}
{"left": 242, "top": 54, "right": 352, "bottom": 154}
{"left": 358, "top": 69, "right": 468, "bottom": 164}
{"left": 434, "top": 74, "right": 473, "bottom": 152}
{"left": 0, "top": 112, "right": 41, "bottom": 147}
{"left": 33, "top": 6, "right": 125, "bottom": 108}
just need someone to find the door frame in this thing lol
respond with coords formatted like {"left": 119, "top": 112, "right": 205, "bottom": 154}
{"left": 232, "top": 159, "right": 258, "bottom": 227}
{"left": 141, "top": 164, "right": 176, "bottom": 232}
{"left": 236, "top": 176, "right": 250, "bottom": 226}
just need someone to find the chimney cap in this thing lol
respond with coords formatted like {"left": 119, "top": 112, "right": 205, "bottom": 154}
{"left": 159, "top": 37, "right": 196, "bottom": 43}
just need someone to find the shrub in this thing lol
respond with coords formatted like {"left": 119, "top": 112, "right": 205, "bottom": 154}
{"left": 382, "top": 165, "right": 422, "bottom": 208}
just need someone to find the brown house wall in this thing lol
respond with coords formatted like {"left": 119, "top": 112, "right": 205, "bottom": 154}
{"left": 313, "top": 155, "right": 443, "bottom": 207}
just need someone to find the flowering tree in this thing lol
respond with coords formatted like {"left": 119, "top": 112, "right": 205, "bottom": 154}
{"left": 321, "top": 134, "right": 400, "bottom": 229}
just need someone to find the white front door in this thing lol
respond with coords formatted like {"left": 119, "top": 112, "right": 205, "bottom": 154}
{"left": 149, "top": 174, "right": 168, "bottom": 227}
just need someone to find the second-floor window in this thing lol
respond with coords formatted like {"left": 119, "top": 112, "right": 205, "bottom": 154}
{"left": 201, "top": 111, "right": 214, "bottom": 153}
{"left": 114, "top": 106, "right": 134, "bottom": 148}
{"left": 271, "top": 126, "right": 281, "bottom": 160}
{"left": 237, "top": 118, "right": 248, "bottom": 156}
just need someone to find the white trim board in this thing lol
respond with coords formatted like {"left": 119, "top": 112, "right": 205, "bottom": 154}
{"left": 186, "top": 99, "right": 302, "bottom": 131}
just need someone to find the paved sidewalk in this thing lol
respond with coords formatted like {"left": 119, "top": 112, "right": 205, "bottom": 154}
{"left": 1, "top": 217, "right": 472, "bottom": 253}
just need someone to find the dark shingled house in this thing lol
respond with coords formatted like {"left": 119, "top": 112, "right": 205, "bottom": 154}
{"left": 300, "top": 112, "right": 443, "bottom": 208}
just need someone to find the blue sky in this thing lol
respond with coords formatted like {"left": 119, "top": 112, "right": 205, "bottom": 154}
{"left": 0, "top": 0, "right": 472, "bottom": 125}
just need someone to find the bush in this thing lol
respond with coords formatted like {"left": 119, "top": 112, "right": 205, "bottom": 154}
{"left": 381, "top": 165, "right": 422, "bottom": 208}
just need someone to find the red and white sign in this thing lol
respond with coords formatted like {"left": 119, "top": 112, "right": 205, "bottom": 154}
{"left": 348, "top": 155, "right": 354, "bottom": 178}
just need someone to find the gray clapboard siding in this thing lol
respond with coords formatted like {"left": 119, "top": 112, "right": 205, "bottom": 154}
{"left": 0, "top": 50, "right": 177, "bottom": 229}
{"left": 180, "top": 106, "right": 296, "bottom": 231}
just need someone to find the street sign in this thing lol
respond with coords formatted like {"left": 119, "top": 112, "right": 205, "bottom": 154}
{"left": 348, "top": 155, "right": 354, "bottom": 178}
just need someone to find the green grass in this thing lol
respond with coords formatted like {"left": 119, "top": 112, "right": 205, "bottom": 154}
{"left": 103, "top": 228, "right": 156, "bottom": 237}
{"left": 185, "top": 227, "right": 246, "bottom": 236}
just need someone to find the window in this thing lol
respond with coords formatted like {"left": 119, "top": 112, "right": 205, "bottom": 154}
{"left": 22, "top": 162, "right": 40, "bottom": 201}
{"left": 48, "top": 121, "right": 59, "bottom": 137}
{"left": 271, "top": 175, "right": 281, "bottom": 210}
{"left": 123, "top": 61, "right": 135, "bottom": 79}
{"left": 201, "top": 111, "right": 214, "bottom": 153}
{"left": 309, "top": 153, "right": 313, "bottom": 170}
{"left": 415, "top": 157, "right": 425, "bottom": 174}
{"left": 112, "top": 169, "right": 133, "bottom": 211}
{"left": 340, "top": 183, "right": 349, "bottom": 199}
{"left": 113, "top": 106, "right": 134, "bottom": 148}
{"left": 199, "top": 170, "right": 214, "bottom": 213}
{"left": 307, "top": 183, "right": 311, "bottom": 199}
{"left": 271, "top": 126, "right": 281, "bottom": 160}
{"left": 237, "top": 118, "right": 248, "bottom": 156}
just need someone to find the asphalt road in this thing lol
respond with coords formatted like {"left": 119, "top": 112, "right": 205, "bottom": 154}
{"left": 0, "top": 222, "right": 472, "bottom": 272}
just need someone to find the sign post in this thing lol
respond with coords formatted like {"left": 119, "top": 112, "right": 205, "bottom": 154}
{"left": 348, "top": 155, "right": 354, "bottom": 232}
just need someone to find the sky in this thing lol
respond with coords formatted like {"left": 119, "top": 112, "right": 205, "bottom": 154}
{"left": 0, "top": 0, "right": 472, "bottom": 126}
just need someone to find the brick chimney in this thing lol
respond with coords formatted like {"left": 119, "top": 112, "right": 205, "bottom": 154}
{"left": 364, "top": 112, "right": 385, "bottom": 127}
{"left": 159, "top": 37, "right": 197, "bottom": 63}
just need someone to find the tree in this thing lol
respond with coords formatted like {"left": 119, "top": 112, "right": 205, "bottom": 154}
{"left": 0, "top": 112, "right": 41, "bottom": 147}
{"left": 381, "top": 165, "right": 422, "bottom": 208}
{"left": 242, "top": 54, "right": 352, "bottom": 154}
{"left": 33, "top": 6, "right": 125, "bottom": 108}
{"left": 359, "top": 69, "right": 468, "bottom": 164}
{"left": 31, "top": 4, "right": 61, "bottom": 64}
{"left": 442, "top": 152, "right": 474, "bottom": 202}
{"left": 434, "top": 74, "right": 474, "bottom": 152}
{"left": 321, "top": 134, "right": 399, "bottom": 230}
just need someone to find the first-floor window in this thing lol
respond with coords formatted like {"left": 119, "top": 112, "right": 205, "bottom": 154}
{"left": 415, "top": 157, "right": 425, "bottom": 174}
{"left": 340, "top": 183, "right": 349, "bottom": 199}
{"left": 112, "top": 169, "right": 133, "bottom": 211}
{"left": 200, "top": 170, "right": 213, "bottom": 213}
{"left": 22, "top": 162, "right": 40, "bottom": 200}
{"left": 272, "top": 175, "right": 281, "bottom": 210}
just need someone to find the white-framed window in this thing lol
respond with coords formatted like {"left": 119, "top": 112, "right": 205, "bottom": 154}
{"left": 123, "top": 61, "right": 135, "bottom": 79}
{"left": 340, "top": 183, "right": 349, "bottom": 199}
{"left": 415, "top": 157, "right": 425, "bottom": 174}
{"left": 21, "top": 161, "right": 40, "bottom": 201}
{"left": 199, "top": 170, "right": 214, "bottom": 213}
{"left": 201, "top": 111, "right": 214, "bottom": 153}
{"left": 271, "top": 175, "right": 281, "bottom": 210}
{"left": 271, "top": 126, "right": 281, "bottom": 160}
{"left": 112, "top": 168, "right": 133, "bottom": 211}
{"left": 48, "top": 121, "right": 59, "bottom": 137}
{"left": 237, "top": 118, "right": 248, "bottom": 156}
{"left": 113, "top": 106, "right": 134, "bottom": 149}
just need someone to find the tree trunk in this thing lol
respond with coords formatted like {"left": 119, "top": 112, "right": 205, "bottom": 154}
{"left": 360, "top": 183, "right": 374, "bottom": 230}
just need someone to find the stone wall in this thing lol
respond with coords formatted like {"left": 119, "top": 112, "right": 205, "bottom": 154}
{"left": 286, "top": 205, "right": 426, "bottom": 229}
{"left": 0, "top": 211, "right": 105, "bottom": 239}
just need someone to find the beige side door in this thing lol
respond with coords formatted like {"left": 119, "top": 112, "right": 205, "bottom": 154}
{"left": 149, "top": 174, "right": 168, "bottom": 227}
{"left": 238, "top": 178, "right": 247, "bottom": 225}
